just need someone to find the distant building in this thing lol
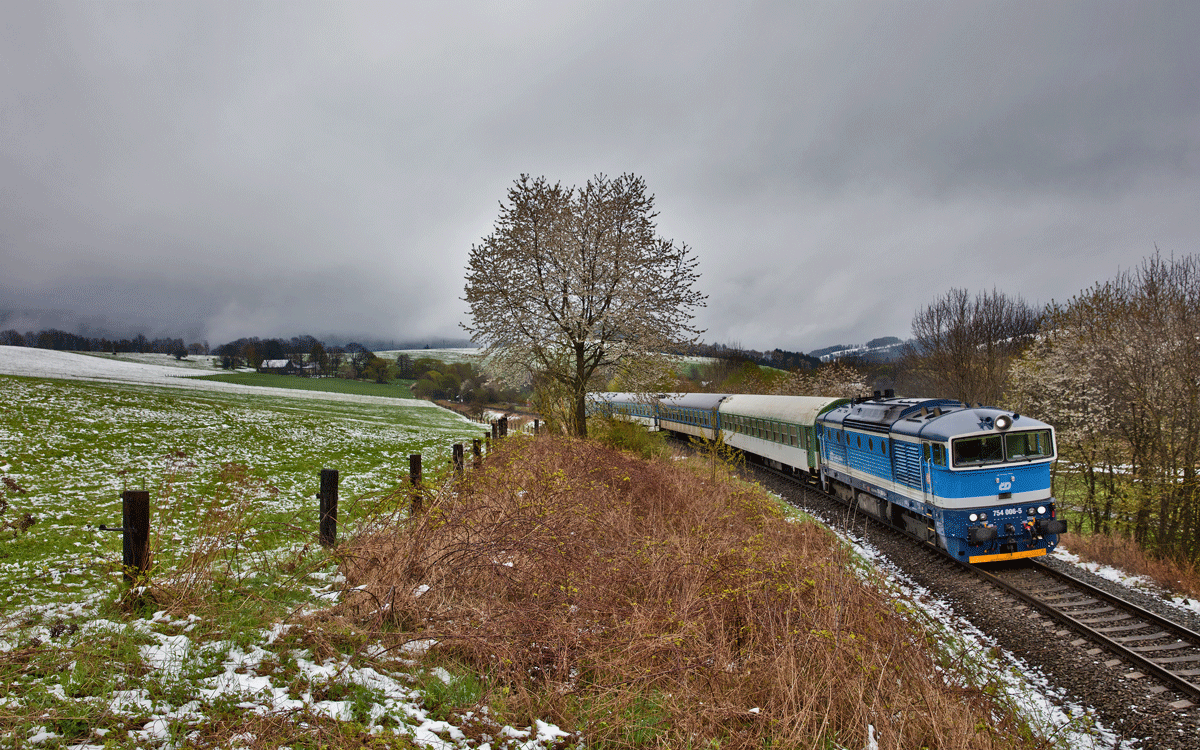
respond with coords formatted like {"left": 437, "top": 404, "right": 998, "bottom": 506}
{"left": 258, "top": 359, "right": 296, "bottom": 374}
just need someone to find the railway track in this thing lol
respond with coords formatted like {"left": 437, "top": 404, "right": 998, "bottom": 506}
{"left": 979, "top": 559, "right": 1200, "bottom": 709}
{"left": 749, "top": 458, "right": 1200, "bottom": 713}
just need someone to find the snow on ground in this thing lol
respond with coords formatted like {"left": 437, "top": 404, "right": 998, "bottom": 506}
{"left": 377, "top": 348, "right": 482, "bottom": 365}
{"left": 0, "top": 345, "right": 442, "bottom": 408}
{"left": 1, "top": 347, "right": 569, "bottom": 748}
{"left": 0, "top": 345, "right": 217, "bottom": 381}
{"left": 1054, "top": 544, "right": 1200, "bottom": 619}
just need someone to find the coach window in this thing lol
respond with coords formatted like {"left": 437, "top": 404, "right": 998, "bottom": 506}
{"left": 868, "top": 438, "right": 873, "bottom": 451}
{"left": 923, "top": 443, "right": 931, "bottom": 461}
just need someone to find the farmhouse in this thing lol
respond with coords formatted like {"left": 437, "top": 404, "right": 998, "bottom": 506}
{"left": 258, "top": 359, "right": 296, "bottom": 374}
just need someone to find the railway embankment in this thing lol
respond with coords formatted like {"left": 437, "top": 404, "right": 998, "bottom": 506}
{"left": 755, "top": 466, "right": 1200, "bottom": 750}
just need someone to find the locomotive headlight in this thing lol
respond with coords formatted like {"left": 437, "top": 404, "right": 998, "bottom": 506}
{"left": 1037, "top": 506, "right": 1047, "bottom": 515}
{"left": 994, "top": 414, "right": 1013, "bottom": 431}
{"left": 969, "top": 513, "right": 979, "bottom": 522}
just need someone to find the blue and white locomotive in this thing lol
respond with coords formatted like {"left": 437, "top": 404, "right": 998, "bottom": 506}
{"left": 591, "top": 391, "right": 1066, "bottom": 564}
{"left": 817, "top": 395, "right": 1065, "bottom": 563}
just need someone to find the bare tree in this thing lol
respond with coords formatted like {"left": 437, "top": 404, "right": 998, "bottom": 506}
{"left": 1010, "top": 252, "right": 1200, "bottom": 563}
{"left": 464, "top": 174, "right": 706, "bottom": 437}
{"left": 901, "top": 287, "right": 1041, "bottom": 405}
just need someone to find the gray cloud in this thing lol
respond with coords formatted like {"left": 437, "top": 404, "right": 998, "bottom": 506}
{"left": 2, "top": 1, "right": 1197, "bottom": 351}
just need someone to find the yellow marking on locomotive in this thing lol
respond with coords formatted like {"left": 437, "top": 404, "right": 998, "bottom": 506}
{"left": 969, "top": 548, "right": 1047, "bottom": 564}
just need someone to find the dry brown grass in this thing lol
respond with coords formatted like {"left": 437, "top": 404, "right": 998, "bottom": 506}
{"left": 1061, "top": 531, "right": 1200, "bottom": 601}
{"left": 334, "top": 436, "right": 1040, "bottom": 749}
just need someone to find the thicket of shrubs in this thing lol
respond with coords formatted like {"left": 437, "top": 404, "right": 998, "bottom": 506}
{"left": 408, "top": 356, "right": 523, "bottom": 413}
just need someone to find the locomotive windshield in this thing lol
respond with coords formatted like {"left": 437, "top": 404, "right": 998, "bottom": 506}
{"left": 952, "top": 429, "right": 1054, "bottom": 467}
{"left": 1004, "top": 429, "right": 1054, "bottom": 461}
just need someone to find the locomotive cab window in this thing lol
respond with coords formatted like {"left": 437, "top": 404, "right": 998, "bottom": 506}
{"left": 1005, "top": 430, "right": 1054, "bottom": 461}
{"left": 952, "top": 436, "right": 1002, "bottom": 466}
{"left": 926, "top": 443, "right": 947, "bottom": 466}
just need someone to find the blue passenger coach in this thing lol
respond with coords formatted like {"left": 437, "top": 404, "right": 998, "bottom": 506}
{"left": 817, "top": 397, "right": 1065, "bottom": 563}
{"left": 656, "top": 392, "right": 728, "bottom": 441}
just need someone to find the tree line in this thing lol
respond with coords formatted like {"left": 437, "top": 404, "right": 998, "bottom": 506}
{"left": 867, "top": 252, "right": 1200, "bottom": 567}
{"left": 0, "top": 329, "right": 204, "bottom": 358}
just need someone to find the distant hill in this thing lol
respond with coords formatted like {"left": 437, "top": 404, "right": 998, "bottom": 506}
{"left": 812, "top": 337, "right": 907, "bottom": 363}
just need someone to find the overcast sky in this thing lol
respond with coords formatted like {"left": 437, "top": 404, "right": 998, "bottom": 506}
{"left": 2, "top": 2, "right": 1197, "bottom": 351}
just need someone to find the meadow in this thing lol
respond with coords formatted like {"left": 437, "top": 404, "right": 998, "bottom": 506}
{"left": 0, "top": 370, "right": 502, "bottom": 748}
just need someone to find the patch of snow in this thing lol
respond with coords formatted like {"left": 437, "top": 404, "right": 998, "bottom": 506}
{"left": 1055, "top": 545, "right": 1200, "bottom": 618}
{"left": 0, "top": 345, "right": 439, "bottom": 407}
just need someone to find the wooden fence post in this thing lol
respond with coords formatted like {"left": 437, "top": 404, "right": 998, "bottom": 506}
{"left": 499, "top": 415, "right": 508, "bottom": 437}
{"left": 409, "top": 454, "right": 423, "bottom": 515}
{"left": 472, "top": 438, "right": 482, "bottom": 468}
{"left": 533, "top": 419, "right": 540, "bottom": 435}
{"left": 491, "top": 420, "right": 499, "bottom": 440}
{"left": 319, "top": 469, "right": 338, "bottom": 547}
{"left": 453, "top": 443, "right": 464, "bottom": 476}
{"left": 121, "top": 490, "right": 150, "bottom": 584}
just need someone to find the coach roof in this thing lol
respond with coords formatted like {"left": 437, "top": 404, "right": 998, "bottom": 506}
{"left": 721, "top": 394, "right": 847, "bottom": 424}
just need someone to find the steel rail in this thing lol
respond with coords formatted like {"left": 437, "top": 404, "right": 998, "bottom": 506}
{"left": 973, "top": 561, "right": 1200, "bottom": 703}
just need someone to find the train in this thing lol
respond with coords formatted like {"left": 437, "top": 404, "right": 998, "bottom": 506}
{"left": 589, "top": 391, "right": 1067, "bottom": 564}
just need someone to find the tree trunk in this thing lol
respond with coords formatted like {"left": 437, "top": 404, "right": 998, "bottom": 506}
{"left": 573, "top": 341, "right": 588, "bottom": 438}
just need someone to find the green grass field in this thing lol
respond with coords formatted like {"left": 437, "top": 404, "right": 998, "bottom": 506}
{"left": 0, "top": 374, "right": 485, "bottom": 617}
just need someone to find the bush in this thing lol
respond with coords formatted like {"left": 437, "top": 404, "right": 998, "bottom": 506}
{"left": 588, "top": 415, "right": 668, "bottom": 459}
